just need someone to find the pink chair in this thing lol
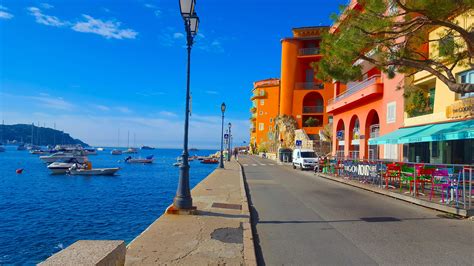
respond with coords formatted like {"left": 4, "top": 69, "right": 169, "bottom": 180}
{"left": 430, "top": 169, "right": 450, "bottom": 202}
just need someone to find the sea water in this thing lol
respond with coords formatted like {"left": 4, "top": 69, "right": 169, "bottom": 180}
{"left": 0, "top": 146, "right": 217, "bottom": 264}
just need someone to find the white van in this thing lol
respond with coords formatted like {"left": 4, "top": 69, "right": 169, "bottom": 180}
{"left": 292, "top": 149, "right": 317, "bottom": 170}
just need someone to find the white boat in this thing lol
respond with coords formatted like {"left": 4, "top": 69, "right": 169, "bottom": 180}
{"left": 47, "top": 158, "right": 85, "bottom": 174}
{"left": 173, "top": 156, "right": 183, "bottom": 166}
{"left": 97, "top": 147, "right": 105, "bottom": 151}
{"left": 125, "top": 155, "right": 153, "bottom": 164}
{"left": 40, "top": 152, "right": 88, "bottom": 164}
{"left": 84, "top": 148, "right": 97, "bottom": 155}
{"left": 68, "top": 163, "right": 120, "bottom": 176}
{"left": 123, "top": 147, "right": 138, "bottom": 154}
{"left": 111, "top": 149, "right": 122, "bottom": 155}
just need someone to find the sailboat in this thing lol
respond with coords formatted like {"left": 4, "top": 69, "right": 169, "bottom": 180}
{"left": 111, "top": 129, "right": 122, "bottom": 155}
{"left": 123, "top": 131, "right": 138, "bottom": 154}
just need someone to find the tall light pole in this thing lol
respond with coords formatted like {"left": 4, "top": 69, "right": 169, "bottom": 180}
{"left": 173, "top": 0, "right": 199, "bottom": 211}
{"left": 227, "top": 122, "right": 232, "bottom": 161}
{"left": 219, "top": 102, "right": 226, "bottom": 168}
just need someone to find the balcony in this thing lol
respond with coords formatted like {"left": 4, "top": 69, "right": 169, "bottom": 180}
{"left": 250, "top": 91, "right": 267, "bottom": 100}
{"left": 327, "top": 75, "right": 383, "bottom": 112}
{"left": 250, "top": 106, "right": 257, "bottom": 113}
{"left": 250, "top": 127, "right": 256, "bottom": 133}
{"left": 303, "top": 106, "right": 324, "bottom": 113}
{"left": 250, "top": 113, "right": 257, "bottom": 121}
{"left": 298, "top": 47, "right": 320, "bottom": 56}
{"left": 295, "top": 82, "right": 324, "bottom": 90}
{"left": 369, "top": 124, "right": 380, "bottom": 139}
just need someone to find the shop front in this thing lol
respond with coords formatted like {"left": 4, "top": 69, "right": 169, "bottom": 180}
{"left": 369, "top": 119, "right": 474, "bottom": 164}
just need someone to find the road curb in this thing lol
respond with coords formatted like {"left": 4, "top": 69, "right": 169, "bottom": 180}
{"left": 238, "top": 161, "right": 258, "bottom": 266}
{"left": 316, "top": 173, "right": 471, "bottom": 217}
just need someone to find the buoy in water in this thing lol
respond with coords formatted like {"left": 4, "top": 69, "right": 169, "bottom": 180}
{"left": 16, "top": 169, "right": 24, "bottom": 174}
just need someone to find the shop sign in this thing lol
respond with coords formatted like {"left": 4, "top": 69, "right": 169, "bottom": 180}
{"left": 336, "top": 130, "right": 344, "bottom": 140}
{"left": 446, "top": 98, "right": 474, "bottom": 119}
{"left": 342, "top": 160, "right": 381, "bottom": 178}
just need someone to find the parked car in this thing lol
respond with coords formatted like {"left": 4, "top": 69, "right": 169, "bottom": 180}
{"left": 292, "top": 149, "right": 318, "bottom": 170}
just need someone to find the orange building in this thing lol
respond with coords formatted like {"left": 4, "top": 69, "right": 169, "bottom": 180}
{"left": 280, "top": 26, "right": 334, "bottom": 141}
{"left": 250, "top": 78, "right": 280, "bottom": 152}
{"left": 327, "top": 1, "right": 405, "bottom": 160}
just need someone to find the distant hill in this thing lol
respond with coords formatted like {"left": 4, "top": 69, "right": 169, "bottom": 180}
{"left": 0, "top": 124, "right": 88, "bottom": 147}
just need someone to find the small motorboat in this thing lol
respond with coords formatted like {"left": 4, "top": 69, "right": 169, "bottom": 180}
{"left": 141, "top": 145, "right": 155, "bottom": 150}
{"left": 97, "top": 147, "right": 105, "bottom": 151}
{"left": 17, "top": 145, "right": 27, "bottom": 151}
{"left": 47, "top": 158, "right": 84, "bottom": 174}
{"left": 173, "top": 156, "right": 182, "bottom": 166}
{"left": 201, "top": 158, "right": 219, "bottom": 164}
{"left": 68, "top": 162, "right": 120, "bottom": 176}
{"left": 111, "top": 149, "right": 122, "bottom": 155}
{"left": 125, "top": 155, "right": 153, "bottom": 164}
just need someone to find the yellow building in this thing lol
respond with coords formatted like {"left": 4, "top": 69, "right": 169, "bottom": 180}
{"left": 370, "top": 11, "right": 473, "bottom": 164}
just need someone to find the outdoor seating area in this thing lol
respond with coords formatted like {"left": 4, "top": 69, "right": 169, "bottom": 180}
{"left": 318, "top": 158, "right": 473, "bottom": 211}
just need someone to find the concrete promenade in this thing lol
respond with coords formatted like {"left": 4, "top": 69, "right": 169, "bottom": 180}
{"left": 125, "top": 160, "right": 255, "bottom": 265}
{"left": 240, "top": 155, "right": 473, "bottom": 265}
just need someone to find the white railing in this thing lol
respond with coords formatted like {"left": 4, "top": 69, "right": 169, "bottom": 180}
{"left": 328, "top": 75, "right": 381, "bottom": 105}
{"left": 369, "top": 124, "right": 380, "bottom": 138}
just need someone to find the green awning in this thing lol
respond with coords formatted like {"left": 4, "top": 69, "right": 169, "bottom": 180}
{"left": 368, "top": 120, "right": 474, "bottom": 145}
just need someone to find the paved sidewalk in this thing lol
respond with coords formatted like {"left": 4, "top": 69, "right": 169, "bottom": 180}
{"left": 125, "top": 161, "right": 253, "bottom": 265}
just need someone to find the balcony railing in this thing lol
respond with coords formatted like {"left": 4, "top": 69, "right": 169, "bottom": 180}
{"left": 299, "top": 47, "right": 320, "bottom": 56}
{"left": 303, "top": 106, "right": 324, "bottom": 113}
{"left": 328, "top": 75, "right": 381, "bottom": 105}
{"left": 295, "top": 82, "right": 324, "bottom": 90}
{"left": 369, "top": 124, "right": 380, "bottom": 138}
{"left": 250, "top": 91, "right": 267, "bottom": 100}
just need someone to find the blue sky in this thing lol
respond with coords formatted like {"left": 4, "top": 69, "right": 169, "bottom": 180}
{"left": 0, "top": 0, "right": 345, "bottom": 148}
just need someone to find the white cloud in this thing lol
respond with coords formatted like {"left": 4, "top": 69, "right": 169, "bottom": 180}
{"left": 0, "top": 10, "right": 13, "bottom": 20}
{"left": 154, "top": 10, "right": 162, "bottom": 17}
{"left": 205, "top": 90, "right": 218, "bottom": 95}
{"left": 40, "top": 3, "right": 54, "bottom": 9}
{"left": 72, "top": 15, "right": 138, "bottom": 39}
{"left": 93, "top": 104, "right": 110, "bottom": 111}
{"left": 116, "top": 106, "right": 132, "bottom": 114}
{"left": 158, "top": 111, "right": 178, "bottom": 117}
{"left": 30, "top": 95, "right": 76, "bottom": 111}
{"left": 173, "top": 32, "right": 184, "bottom": 39}
{"left": 27, "top": 6, "right": 67, "bottom": 27}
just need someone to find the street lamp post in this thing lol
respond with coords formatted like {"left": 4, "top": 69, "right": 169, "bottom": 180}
{"left": 172, "top": 0, "right": 199, "bottom": 211}
{"left": 219, "top": 102, "right": 226, "bottom": 168}
{"left": 227, "top": 122, "right": 232, "bottom": 161}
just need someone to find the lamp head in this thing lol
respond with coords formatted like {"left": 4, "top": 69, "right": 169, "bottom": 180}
{"left": 179, "top": 0, "right": 196, "bottom": 19}
{"left": 221, "top": 102, "right": 226, "bottom": 113}
{"left": 188, "top": 14, "right": 199, "bottom": 36}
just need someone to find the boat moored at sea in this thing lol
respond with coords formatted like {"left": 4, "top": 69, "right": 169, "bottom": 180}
{"left": 84, "top": 148, "right": 97, "bottom": 155}
{"left": 47, "top": 158, "right": 85, "bottom": 174}
{"left": 40, "top": 151, "right": 88, "bottom": 164}
{"left": 111, "top": 149, "right": 122, "bottom": 155}
{"left": 125, "top": 155, "right": 153, "bottom": 164}
{"left": 67, "top": 162, "right": 120, "bottom": 176}
{"left": 123, "top": 147, "right": 138, "bottom": 154}
{"left": 141, "top": 145, "right": 155, "bottom": 150}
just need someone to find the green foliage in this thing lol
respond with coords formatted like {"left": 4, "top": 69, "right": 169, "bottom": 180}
{"left": 304, "top": 117, "right": 319, "bottom": 127}
{"left": 404, "top": 85, "right": 433, "bottom": 117}
{"left": 317, "top": 0, "right": 474, "bottom": 93}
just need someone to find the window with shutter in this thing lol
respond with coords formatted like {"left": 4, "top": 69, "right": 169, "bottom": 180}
{"left": 387, "top": 102, "right": 396, "bottom": 123}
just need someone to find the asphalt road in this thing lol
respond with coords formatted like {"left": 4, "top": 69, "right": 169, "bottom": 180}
{"left": 239, "top": 155, "right": 473, "bottom": 265}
